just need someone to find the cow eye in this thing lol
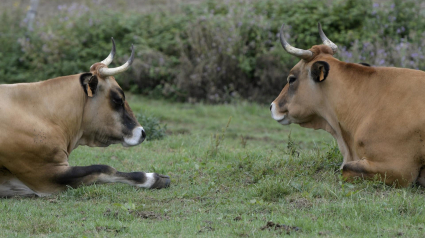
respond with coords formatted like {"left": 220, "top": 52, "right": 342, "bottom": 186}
{"left": 113, "top": 97, "right": 124, "bottom": 105}
{"left": 288, "top": 76, "right": 297, "bottom": 84}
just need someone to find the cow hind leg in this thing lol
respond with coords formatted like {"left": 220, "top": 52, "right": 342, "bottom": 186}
{"left": 416, "top": 167, "right": 425, "bottom": 187}
{"left": 0, "top": 169, "right": 37, "bottom": 197}
{"left": 342, "top": 159, "right": 418, "bottom": 187}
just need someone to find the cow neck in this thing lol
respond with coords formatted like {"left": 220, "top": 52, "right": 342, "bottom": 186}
{"left": 36, "top": 75, "right": 87, "bottom": 154}
{"left": 322, "top": 61, "right": 377, "bottom": 164}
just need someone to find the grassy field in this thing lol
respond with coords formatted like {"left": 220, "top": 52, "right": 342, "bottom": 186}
{"left": 1, "top": 95, "right": 424, "bottom": 237}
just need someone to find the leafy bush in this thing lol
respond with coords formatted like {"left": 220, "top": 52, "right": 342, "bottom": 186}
{"left": 338, "top": 0, "right": 425, "bottom": 69}
{"left": 1, "top": 0, "right": 424, "bottom": 102}
{"left": 0, "top": 8, "right": 28, "bottom": 84}
{"left": 137, "top": 112, "right": 167, "bottom": 141}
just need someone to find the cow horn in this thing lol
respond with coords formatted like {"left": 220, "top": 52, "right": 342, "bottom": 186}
{"left": 100, "top": 37, "right": 116, "bottom": 66}
{"left": 279, "top": 24, "right": 313, "bottom": 60}
{"left": 318, "top": 23, "right": 338, "bottom": 54}
{"left": 99, "top": 44, "right": 135, "bottom": 77}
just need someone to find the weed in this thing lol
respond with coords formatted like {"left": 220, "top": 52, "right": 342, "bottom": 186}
{"left": 315, "top": 141, "right": 343, "bottom": 172}
{"left": 207, "top": 116, "right": 232, "bottom": 157}
{"left": 286, "top": 132, "right": 299, "bottom": 157}
{"left": 113, "top": 201, "right": 137, "bottom": 213}
{"left": 240, "top": 135, "right": 247, "bottom": 148}
{"left": 256, "top": 177, "right": 291, "bottom": 202}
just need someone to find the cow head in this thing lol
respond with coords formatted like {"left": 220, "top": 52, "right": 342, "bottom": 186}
{"left": 270, "top": 23, "right": 337, "bottom": 128}
{"left": 78, "top": 38, "right": 145, "bottom": 147}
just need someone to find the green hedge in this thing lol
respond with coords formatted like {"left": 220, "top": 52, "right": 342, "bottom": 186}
{"left": 1, "top": 0, "right": 424, "bottom": 102}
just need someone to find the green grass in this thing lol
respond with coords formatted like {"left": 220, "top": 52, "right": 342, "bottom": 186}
{"left": 1, "top": 95, "right": 425, "bottom": 237}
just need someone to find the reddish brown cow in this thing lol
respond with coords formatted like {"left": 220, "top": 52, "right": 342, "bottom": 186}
{"left": 271, "top": 23, "right": 425, "bottom": 187}
{"left": 0, "top": 39, "right": 170, "bottom": 197}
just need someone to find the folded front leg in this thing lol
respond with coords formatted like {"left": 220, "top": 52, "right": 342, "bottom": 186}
{"left": 15, "top": 164, "right": 170, "bottom": 196}
{"left": 54, "top": 165, "right": 171, "bottom": 189}
{"left": 342, "top": 158, "right": 419, "bottom": 187}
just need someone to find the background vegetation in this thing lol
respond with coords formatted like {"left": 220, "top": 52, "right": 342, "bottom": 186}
{"left": 1, "top": 0, "right": 425, "bottom": 103}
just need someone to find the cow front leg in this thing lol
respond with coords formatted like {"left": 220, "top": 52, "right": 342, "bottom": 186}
{"left": 15, "top": 165, "right": 170, "bottom": 196}
{"left": 342, "top": 159, "right": 418, "bottom": 187}
{"left": 54, "top": 165, "right": 171, "bottom": 189}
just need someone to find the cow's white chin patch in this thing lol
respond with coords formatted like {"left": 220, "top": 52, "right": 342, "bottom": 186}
{"left": 271, "top": 113, "right": 285, "bottom": 121}
{"left": 278, "top": 118, "right": 291, "bottom": 125}
{"left": 123, "top": 126, "right": 145, "bottom": 147}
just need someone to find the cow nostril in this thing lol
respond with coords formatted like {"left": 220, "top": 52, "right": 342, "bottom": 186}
{"left": 141, "top": 129, "right": 146, "bottom": 139}
{"left": 270, "top": 104, "right": 273, "bottom": 111}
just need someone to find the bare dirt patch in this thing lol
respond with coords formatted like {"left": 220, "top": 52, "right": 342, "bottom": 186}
{"left": 130, "top": 210, "right": 171, "bottom": 220}
{"left": 260, "top": 221, "right": 301, "bottom": 235}
{"left": 197, "top": 226, "right": 215, "bottom": 233}
{"left": 288, "top": 197, "right": 313, "bottom": 209}
{"left": 96, "top": 226, "right": 128, "bottom": 234}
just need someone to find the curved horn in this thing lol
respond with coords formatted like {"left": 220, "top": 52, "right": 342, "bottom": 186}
{"left": 100, "top": 37, "right": 116, "bottom": 66}
{"left": 99, "top": 44, "right": 135, "bottom": 77}
{"left": 279, "top": 24, "right": 313, "bottom": 60}
{"left": 318, "top": 23, "right": 338, "bottom": 54}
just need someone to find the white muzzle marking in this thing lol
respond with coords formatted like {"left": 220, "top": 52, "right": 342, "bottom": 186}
{"left": 123, "top": 126, "right": 145, "bottom": 146}
{"left": 270, "top": 102, "right": 285, "bottom": 121}
{"left": 270, "top": 102, "right": 290, "bottom": 125}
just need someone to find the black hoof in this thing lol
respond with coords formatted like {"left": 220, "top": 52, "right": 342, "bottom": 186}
{"left": 150, "top": 174, "right": 171, "bottom": 189}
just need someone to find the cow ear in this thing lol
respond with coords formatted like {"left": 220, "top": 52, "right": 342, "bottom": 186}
{"left": 79, "top": 73, "right": 98, "bottom": 97}
{"left": 311, "top": 61, "right": 330, "bottom": 82}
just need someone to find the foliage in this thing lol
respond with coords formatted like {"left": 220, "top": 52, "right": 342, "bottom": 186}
{"left": 0, "top": 7, "right": 28, "bottom": 84}
{"left": 1, "top": 0, "right": 425, "bottom": 103}
{"left": 137, "top": 112, "right": 167, "bottom": 141}
{"left": 338, "top": 0, "right": 425, "bottom": 69}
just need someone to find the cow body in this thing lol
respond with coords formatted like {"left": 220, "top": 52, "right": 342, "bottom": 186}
{"left": 0, "top": 40, "right": 170, "bottom": 197}
{"left": 271, "top": 24, "right": 425, "bottom": 187}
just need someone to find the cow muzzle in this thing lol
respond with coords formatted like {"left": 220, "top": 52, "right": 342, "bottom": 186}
{"left": 123, "top": 126, "right": 146, "bottom": 147}
{"left": 270, "top": 102, "right": 290, "bottom": 125}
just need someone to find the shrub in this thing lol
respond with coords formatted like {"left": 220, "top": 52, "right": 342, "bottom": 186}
{"left": 137, "top": 112, "right": 167, "bottom": 141}
{"left": 338, "top": 0, "right": 425, "bottom": 70}
{"left": 1, "top": 0, "right": 424, "bottom": 102}
{"left": 0, "top": 7, "right": 28, "bottom": 84}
